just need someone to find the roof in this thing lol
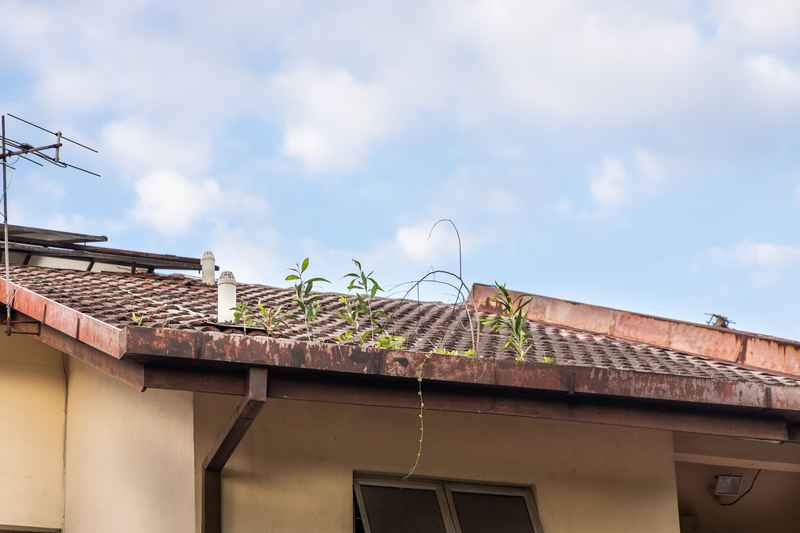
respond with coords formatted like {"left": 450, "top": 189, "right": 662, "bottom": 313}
{"left": 470, "top": 283, "right": 800, "bottom": 377}
{"left": 4, "top": 265, "right": 799, "bottom": 390}
{"left": 2, "top": 224, "right": 208, "bottom": 272}
{"left": 6, "top": 224, "right": 108, "bottom": 245}
{"left": 6, "top": 263, "right": 800, "bottom": 444}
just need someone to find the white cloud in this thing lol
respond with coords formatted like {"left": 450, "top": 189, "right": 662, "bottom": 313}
{"left": 395, "top": 221, "right": 460, "bottom": 263}
{"left": 210, "top": 227, "right": 284, "bottom": 285}
{"left": 103, "top": 119, "right": 211, "bottom": 177}
{"left": 590, "top": 158, "right": 629, "bottom": 208}
{"left": 444, "top": 1, "right": 706, "bottom": 122}
{"left": 272, "top": 65, "right": 396, "bottom": 172}
{"left": 745, "top": 54, "right": 800, "bottom": 104}
{"left": 704, "top": 241, "right": 800, "bottom": 288}
{"left": 131, "top": 171, "right": 220, "bottom": 235}
{"left": 634, "top": 149, "right": 667, "bottom": 186}
{"left": 588, "top": 149, "right": 669, "bottom": 210}
{"left": 4, "top": 0, "right": 800, "bottom": 181}
{"left": 130, "top": 170, "right": 270, "bottom": 236}
{"left": 731, "top": 242, "right": 800, "bottom": 268}
{"left": 711, "top": 0, "right": 800, "bottom": 47}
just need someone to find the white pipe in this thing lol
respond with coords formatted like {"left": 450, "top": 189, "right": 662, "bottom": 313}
{"left": 217, "top": 271, "right": 236, "bottom": 323}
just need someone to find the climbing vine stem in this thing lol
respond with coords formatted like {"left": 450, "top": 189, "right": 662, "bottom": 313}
{"left": 403, "top": 353, "right": 431, "bottom": 479}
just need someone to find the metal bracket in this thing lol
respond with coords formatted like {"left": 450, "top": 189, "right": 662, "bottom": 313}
{"left": 202, "top": 367, "right": 268, "bottom": 533}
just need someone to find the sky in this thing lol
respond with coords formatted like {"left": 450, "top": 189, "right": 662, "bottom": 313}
{"left": 1, "top": 1, "right": 799, "bottom": 339}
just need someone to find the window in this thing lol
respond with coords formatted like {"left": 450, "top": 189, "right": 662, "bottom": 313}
{"left": 354, "top": 476, "right": 543, "bottom": 533}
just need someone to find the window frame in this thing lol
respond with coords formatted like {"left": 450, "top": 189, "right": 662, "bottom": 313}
{"left": 444, "top": 482, "right": 544, "bottom": 533}
{"left": 354, "top": 476, "right": 459, "bottom": 533}
{"left": 354, "top": 475, "right": 544, "bottom": 533}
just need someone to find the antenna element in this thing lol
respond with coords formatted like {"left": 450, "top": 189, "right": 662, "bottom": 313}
{"left": 0, "top": 113, "right": 101, "bottom": 335}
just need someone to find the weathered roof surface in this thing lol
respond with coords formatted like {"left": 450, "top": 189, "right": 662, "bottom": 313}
{"left": 6, "top": 265, "right": 800, "bottom": 388}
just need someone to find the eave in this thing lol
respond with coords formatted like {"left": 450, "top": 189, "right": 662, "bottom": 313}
{"left": 3, "top": 276, "right": 800, "bottom": 443}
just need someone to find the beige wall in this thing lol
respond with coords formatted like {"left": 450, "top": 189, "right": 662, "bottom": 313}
{"left": 195, "top": 395, "right": 681, "bottom": 533}
{"left": 0, "top": 334, "right": 65, "bottom": 531}
{"left": 64, "top": 358, "right": 196, "bottom": 533}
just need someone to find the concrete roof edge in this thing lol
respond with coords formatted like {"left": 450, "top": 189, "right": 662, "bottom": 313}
{"left": 470, "top": 283, "right": 800, "bottom": 377}
{"left": 121, "top": 326, "right": 800, "bottom": 413}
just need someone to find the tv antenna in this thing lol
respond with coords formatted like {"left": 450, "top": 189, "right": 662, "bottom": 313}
{"left": 705, "top": 313, "right": 734, "bottom": 329}
{"left": 0, "top": 113, "right": 101, "bottom": 334}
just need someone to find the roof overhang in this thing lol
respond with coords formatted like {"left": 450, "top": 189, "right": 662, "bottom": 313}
{"left": 3, "top": 276, "right": 800, "bottom": 443}
{"left": 2, "top": 224, "right": 208, "bottom": 272}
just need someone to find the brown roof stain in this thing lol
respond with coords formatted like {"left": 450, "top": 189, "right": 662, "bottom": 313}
{"left": 470, "top": 283, "right": 800, "bottom": 379}
{"left": 3, "top": 265, "right": 799, "bottom": 392}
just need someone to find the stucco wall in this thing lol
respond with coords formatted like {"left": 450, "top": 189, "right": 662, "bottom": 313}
{"left": 64, "top": 358, "right": 196, "bottom": 533}
{"left": 0, "top": 334, "right": 65, "bottom": 531}
{"left": 195, "top": 395, "right": 681, "bottom": 533}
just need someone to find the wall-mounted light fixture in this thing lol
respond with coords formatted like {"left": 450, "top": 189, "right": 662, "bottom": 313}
{"left": 714, "top": 471, "right": 762, "bottom": 507}
{"left": 714, "top": 474, "right": 743, "bottom": 497}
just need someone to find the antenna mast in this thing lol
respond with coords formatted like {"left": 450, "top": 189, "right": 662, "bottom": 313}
{"left": 2, "top": 115, "right": 8, "bottom": 334}
{"left": 0, "top": 113, "right": 100, "bottom": 335}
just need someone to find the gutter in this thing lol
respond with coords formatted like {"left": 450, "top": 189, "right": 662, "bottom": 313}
{"left": 122, "top": 326, "right": 800, "bottom": 414}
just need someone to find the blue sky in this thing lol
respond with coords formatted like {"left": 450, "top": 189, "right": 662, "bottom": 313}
{"left": 1, "top": 1, "right": 800, "bottom": 338}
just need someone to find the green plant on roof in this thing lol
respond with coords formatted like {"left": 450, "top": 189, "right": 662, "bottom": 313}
{"left": 256, "top": 301, "right": 288, "bottom": 336}
{"left": 430, "top": 346, "right": 476, "bottom": 357}
{"left": 335, "top": 290, "right": 364, "bottom": 344}
{"left": 480, "top": 282, "right": 534, "bottom": 363}
{"left": 286, "top": 257, "right": 329, "bottom": 341}
{"left": 335, "top": 294, "right": 368, "bottom": 346}
{"left": 336, "top": 259, "right": 402, "bottom": 349}
{"left": 375, "top": 334, "right": 405, "bottom": 350}
{"left": 232, "top": 301, "right": 256, "bottom": 333}
{"left": 345, "top": 259, "right": 383, "bottom": 342}
{"left": 130, "top": 312, "right": 145, "bottom": 327}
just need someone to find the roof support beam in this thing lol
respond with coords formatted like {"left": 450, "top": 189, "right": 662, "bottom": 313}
{"left": 674, "top": 452, "right": 800, "bottom": 473}
{"left": 40, "top": 324, "right": 144, "bottom": 391}
{"left": 122, "top": 326, "right": 800, "bottom": 414}
{"left": 143, "top": 366, "right": 247, "bottom": 396}
{"left": 202, "top": 368, "right": 268, "bottom": 533}
{"left": 267, "top": 373, "right": 797, "bottom": 443}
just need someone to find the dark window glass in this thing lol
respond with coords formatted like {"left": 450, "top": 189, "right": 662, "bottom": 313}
{"left": 452, "top": 492, "right": 535, "bottom": 533}
{"left": 359, "top": 485, "right": 448, "bottom": 533}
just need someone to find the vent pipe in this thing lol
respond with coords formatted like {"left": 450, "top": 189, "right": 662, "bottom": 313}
{"left": 217, "top": 271, "right": 236, "bottom": 323}
{"left": 201, "top": 250, "right": 216, "bottom": 285}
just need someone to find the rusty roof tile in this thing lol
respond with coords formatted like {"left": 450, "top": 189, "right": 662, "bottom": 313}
{"left": 4, "top": 265, "right": 800, "bottom": 388}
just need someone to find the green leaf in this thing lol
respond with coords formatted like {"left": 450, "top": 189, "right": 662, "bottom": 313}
{"left": 285, "top": 274, "right": 300, "bottom": 281}
{"left": 301, "top": 257, "right": 310, "bottom": 273}
{"left": 376, "top": 335, "right": 405, "bottom": 350}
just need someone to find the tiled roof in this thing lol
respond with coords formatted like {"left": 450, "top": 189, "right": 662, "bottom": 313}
{"left": 7, "top": 265, "right": 800, "bottom": 388}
